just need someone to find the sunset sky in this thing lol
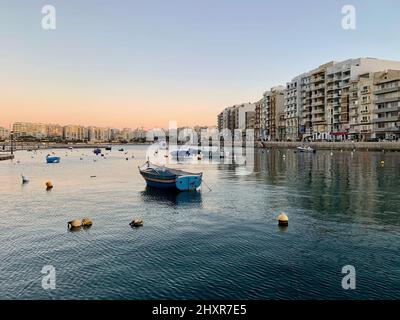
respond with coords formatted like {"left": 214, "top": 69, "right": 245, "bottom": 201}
{"left": 1, "top": 0, "right": 400, "bottom": 129}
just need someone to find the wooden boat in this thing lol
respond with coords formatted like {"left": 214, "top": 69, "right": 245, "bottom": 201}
{"left": 46, "top": 155, "right": 60, "bottom": 163}
{"left": 138, "top": 161, "right": 202, "bottom": 191}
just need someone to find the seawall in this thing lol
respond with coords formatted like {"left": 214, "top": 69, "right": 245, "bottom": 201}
{"left": 257, "top": 141, "right": 400, "bottom": 151}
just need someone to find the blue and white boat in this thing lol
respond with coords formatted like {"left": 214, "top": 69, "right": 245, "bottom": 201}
{"left": 46, "top": 155, "right": 60, "bottom": 163}
{"left": 138, "top": 161, "right": 202, "bottom": 191}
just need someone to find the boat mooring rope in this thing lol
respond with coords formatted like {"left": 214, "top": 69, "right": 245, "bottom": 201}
{"left": 201, "top": 179, "right": 212, "bottom": 192}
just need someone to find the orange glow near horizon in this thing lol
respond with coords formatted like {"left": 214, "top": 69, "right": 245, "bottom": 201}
{"left": 0, "top": 80, "right": 224, "bottom": 130}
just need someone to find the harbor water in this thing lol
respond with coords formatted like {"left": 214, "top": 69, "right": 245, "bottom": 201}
{"left": 0, "top": 145, "right": 399, "bottom": 299}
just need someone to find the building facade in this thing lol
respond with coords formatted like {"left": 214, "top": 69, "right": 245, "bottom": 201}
{"left": 373, "top": 70, "right": 400, "bottom": 140}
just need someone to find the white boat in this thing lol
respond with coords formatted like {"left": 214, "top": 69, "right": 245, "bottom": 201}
{"left": 297, "top": 146, "right": 315, "bottom": 153}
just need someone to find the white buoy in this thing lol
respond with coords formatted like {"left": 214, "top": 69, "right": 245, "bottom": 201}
{"left": 330, "top": 151, "right": 333, "bottom": 156}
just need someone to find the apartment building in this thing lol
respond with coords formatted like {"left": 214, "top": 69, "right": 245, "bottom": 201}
{"left": 0, "top": 127, "right": 9, "bottom": 140}
{"left": 254, "top": 98, "right": 264, "bottom": 140}
{"left": 12, "top": 122, "right": 47, "bottom": 139}
{"left": 284, "top": 75, "right": 304, "bottom": 141}
{"left": 46, "top": 124, "right": 63, "bottom": 139}
{"left": 264, "top": 86, "right": 284, "bottom": 141}
{"left": 217, "top": 112, "right": 223, "bottom": 131}
{"left": 63, "top": 125, "right": 88, "bottom": 141}
{"left": 373, "top": 70, "right": 400, "bottom": 140}
{"left": 349, "top": 73, "right": 374, "bottom": 141}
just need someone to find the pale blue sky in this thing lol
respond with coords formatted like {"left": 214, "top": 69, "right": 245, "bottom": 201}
{"left": 1, "top": 0, "right": 400, "bottom": 128}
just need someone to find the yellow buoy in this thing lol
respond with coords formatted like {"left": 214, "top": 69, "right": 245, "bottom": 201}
{"left": 46, "top": 181, "right": 53, "bottom": 189}
{"left": 82, "top": 218, "right": 93, "bottom": 227}
{"left": 277, "top": 213, "right": 289, "bottom": 226}
{"left": 68, "top": 219, "right": 82, "bottom": 228}
{"left": 380, "top": 160, "right": 385, "bottom": 165}
{"left": 130, "top": 218, "right": 144, "bottom": 227}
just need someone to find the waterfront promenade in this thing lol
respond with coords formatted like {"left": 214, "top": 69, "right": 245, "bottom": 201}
{"left": 257, "top": 141, "right": 400, "bottom": 151}
{"left": 0, "top": 154, "right": 14, "bottom": 161}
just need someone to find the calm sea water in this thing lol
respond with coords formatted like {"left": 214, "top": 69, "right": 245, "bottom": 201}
{"left": 0, "top": 145, "right": 399, "bottom": 299}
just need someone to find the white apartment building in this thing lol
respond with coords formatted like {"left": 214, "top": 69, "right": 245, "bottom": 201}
{"left": 63, "top": 125, "right": 88, "bottom": 141}
{"left": 284, "top": 74, "right": 306, "bottom": 141}
{"left": 12, "top": 122, "right": 48, "bottom": 139}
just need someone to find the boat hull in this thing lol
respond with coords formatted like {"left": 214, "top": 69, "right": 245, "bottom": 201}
{"left": 46, "top": 157, "right": 60, "bottom": 163}
{"left": 139, "top": 162, "right": 202, "bottom": 191}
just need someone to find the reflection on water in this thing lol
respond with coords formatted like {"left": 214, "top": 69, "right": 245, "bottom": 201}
{"left": 140, "top": 187, "right": 203, "bottom": 207}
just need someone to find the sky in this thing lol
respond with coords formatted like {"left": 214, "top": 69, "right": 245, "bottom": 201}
{"left": 1, "top": 0, "right": 400, "bottom": 129}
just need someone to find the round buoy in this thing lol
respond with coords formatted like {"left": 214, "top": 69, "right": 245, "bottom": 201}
{"left": 130, "top": 218, "right": 144, "bottom": 227}
{"left": 68, "top": 219, "right": 82, "bottom": 228}
{"left": 82, "top": 218, "right": 93, "bottom": 227}
{"left": 46, "top": 181, "right": 53, "bottom": 189}
{"left": 277, "top": 213, "right": 288, "bottom": 226}
{"left": 380, "top": 160, "right": 385, "bottom": 165}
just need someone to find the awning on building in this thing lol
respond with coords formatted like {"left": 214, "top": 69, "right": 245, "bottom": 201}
{"left": 330, "top": 131, "right": 348, "bottom": 136}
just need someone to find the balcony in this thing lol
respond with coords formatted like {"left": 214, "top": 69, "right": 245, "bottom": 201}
{"left": 373, "top": 116, "right": 399, "bottom": 123}
{"left": 312, "top": 108, "right": 325, "bottom": 115}
{"left": 374, "top": 85, "right": 400, "bottom": 95}
{"left": 375, "top": 95, "right": 400, "bottom": 103}
{"left": 312, "top": 75, "right": 325, "bottom": 83}
{"left": 360, "top": 88, "right": 370, "bottom": 94}
{"left": 312, "top": 101, "right": 324, "bottom": 107}
{"left": 374, "top": 106, "right": 400, "bottom": 114}
{"left": 360, "top": 109, "right": 370, "bottom": 114}
{"left": 374, "top": 127, "right": 400, "bottom": 132}
{"left": 361, "top": 99, "right": 371, "bottom": 105}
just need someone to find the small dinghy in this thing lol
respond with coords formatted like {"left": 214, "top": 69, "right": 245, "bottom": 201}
{"left": 46, "top": 155, "right": 60, "bottom": 163}
{"left": 138, "top": 161, "right": 202, "bottom": 191}
{"left": 297, "top": 146, "right": 316, "bottom": 153}
{"left": 93, "top": 148, "right": 102, "bottom": 155}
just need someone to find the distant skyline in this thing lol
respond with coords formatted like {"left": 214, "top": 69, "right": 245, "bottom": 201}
{"left": 1, "top": 0, "right": 400, "bottom": 128}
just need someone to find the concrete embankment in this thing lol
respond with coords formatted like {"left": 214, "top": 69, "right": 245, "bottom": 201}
{"left": 0, "top": 154, "right": 15, "bottom": 161}
{"left": 257, "top": 141, "right": 400, "bottom": 151}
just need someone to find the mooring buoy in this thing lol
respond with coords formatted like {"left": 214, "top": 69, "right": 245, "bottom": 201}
{"left": 277, "top": 213, "right": 288, "bottom": 226}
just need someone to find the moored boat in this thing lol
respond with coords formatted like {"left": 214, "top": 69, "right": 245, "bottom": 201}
{"left": 105, "top": 146, "right": 112, "bottom": 151}
{"left": 93, "top": 148, "right": 102, "bottom": 155}
{"left": 297, "top": 146, "right": 316, "bottom": 153}
{"left": 46, "top": 155, "right": 60, "bottom": 163}
{"left": 138, "top": 161, "right": 202, "bottom": 191}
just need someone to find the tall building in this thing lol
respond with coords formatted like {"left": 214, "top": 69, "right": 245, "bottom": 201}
{"left": 349, "top": 73, "right": 374, "bottom": 141}
{"left": 12, "top": 122, "right": 47, "bottom": 139}
{"left": 63, "top": 125, "right": 88, "bottom": 141}
{"left": 254, "top": 98, "right": 264, "bottom": 140}
{"left": 284, "top": 75, "right": 304, "bottom": 141}
{"left": 46, "top": 124, "right": 63, "bottom": 139}
{"left": 217, "top": 112, "right": 223, "bottom": 131}
{"left": 237, "top": 103, "right": 256, "bottom": 130}
{"left": 264, "top": 86, "right": 284, "bottom": 141}
{"left": 373, "top": 70, "right": 400, "bottom": 140}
